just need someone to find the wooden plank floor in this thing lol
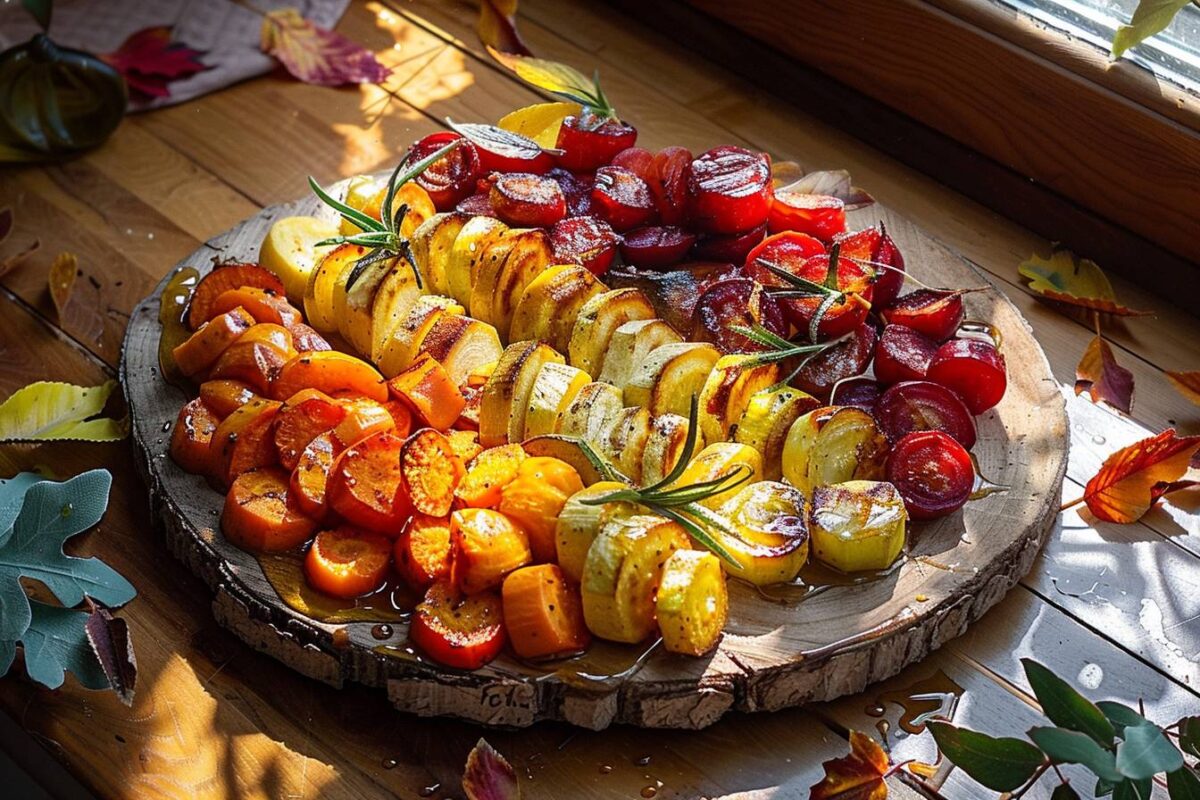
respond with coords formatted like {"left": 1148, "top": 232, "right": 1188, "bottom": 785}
{"left": 0, "top": 1, "right": 1197, "bottom": 797}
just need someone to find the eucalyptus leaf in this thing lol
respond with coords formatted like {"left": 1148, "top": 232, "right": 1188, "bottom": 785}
{"left": 926, "top": 721, "right": 1045, "bottom": 792}
{"left": 0, "top": 469, "right": 135, "bottom": 642}
{"left": 1113, "top": 777, "right": 1154, "bottom": 800}
{"left": 19, "top": 601, "right": 109, "bottom": 690}
{"left": 1115, "top": 721, "right": 1183, "bottom": 779}
{"left": 1180, "top": 717, "right": 1200, "bottom": 759}
{"left": 1166, "top": 767, "right": 1200, "bottom": 800}
{"left": 1097, "top": 700, "right": 1149, "bottom": 737}
{"left": 1028, "top": 727, "right": 1123, "bottom": 782}
{"left": 1023, "top": 658, "right": 1116, "bottom": 745}
{"left": 1051, "top": 784, "right": 1082, "bottom": 800}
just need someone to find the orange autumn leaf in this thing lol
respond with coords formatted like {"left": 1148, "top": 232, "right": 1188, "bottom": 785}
{"left": 49, "top": 252, "right": 108, "bottom": 351}
{"left": 1077, "top": 429, "right": 1200, "bottom": 524}
{"left": 462, "top": 738, "right": 520, "bottom": 800}
{"left": 0, "top": 206, "right": 39, "bottom": 280}
{"left": 1075, "top": 335, "right": 1134, "bottom": 414}
{"left": 1166, "top": 371, "right": 1200, "bottom": 406}
{"left": 477, "top": 0, "right": 532, "bottom": 57}
{"left": 260, "top": 8, "right": 390, "bottom": 87}
{"left": 1018, "top": 248, "right": 1151, "bottom": 317}
{"left": 810, "top": 730, "right": 890, "bottom": 800}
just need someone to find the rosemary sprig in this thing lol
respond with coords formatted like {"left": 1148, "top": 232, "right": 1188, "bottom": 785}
{"left": 307, "top": 136, "right": 463, "bottom": 290}
{"left": 730, "top": 323, "right": 852, "bottom": 388}
{"left": 577, "top": 396, "right": 747, "bottom": 569}
{"left": 756, "top": 243, "right": 871, "bottom": 343}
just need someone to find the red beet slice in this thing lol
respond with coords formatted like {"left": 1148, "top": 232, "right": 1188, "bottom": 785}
{"left": 926, "top": 339, "right": 1007, "bottom": 415}
{"left": 874, "top": 324, "right": 938, "bottom": 384}
{"left": 691, "top": 222, "right": 768, "bottom": 263}
{"left": 687, "top": 146, "right": 772, "bottom": 234}
{"left": 611, "top": 146, "right": 654, "bottom": 176}
{"left": 489, "top": 172, "right": 567, "bottom": 228}
{"left": 404, "top": 132, "right": 481, "bottom": 212}
{"left": 555, "top": 115, "right": 638, "bottom": 172}
{"left": 887, "top": 430, "right": 974, "bottom": 520}
{"left": 619, "top": 226, "right": 696, "bottom": 268}
{"left": 606, "top": 262, "right": 738, "bottom": 336}
{"left": 768, "top": 192, "right": 846, "bottom": 241}
{"left": 834, "top": 224, "right": 907, "bottom": 309}
{"left": 790, "top": 323, "right": 877, "bottom": 399}
{"left": 874, "top": 380, "right": 977, "bottom": 448}
{"left": 546, "top": 168, "right": 593, "bottom": 217}
{"left": 549, "top": 215, "right": 620, "bottom": 276}
{"left": 651, "top": 146, "right": 692, "bottom": 226}
{"left": 880, "top": 289, "right": 965, "bottom": 342}
{"left": 591, "top": 166, "right": 656, "bottom": 232}
{"left": 455, "top": 192, "right": 496, "bottom": 218}
{"left": 830, "top": 377, "right": 882, "bottom": 413}
{"left": 692, "top": 277, "right": 788, "bottom": 354}
{"left": 774, "top": 250, "right": 875, "bottom": 341}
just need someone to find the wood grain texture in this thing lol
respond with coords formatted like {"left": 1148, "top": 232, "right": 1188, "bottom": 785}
{"left": 120, "top": 188, "right": 1068, "bottom": 730}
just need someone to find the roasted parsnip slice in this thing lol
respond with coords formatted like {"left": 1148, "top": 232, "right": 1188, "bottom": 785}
{"left": 479, "top": 341, "right": 565, "bottom": 447}
{"left": 416, "top": 313, "right": 503, "bottom": 388}
{"left": 304, "top": 243, "right": 363, "bottom": 334}
{"left": 602, "top": 406, "right": 653, "bottom": 485}
{"left": 668, "top": 441, "right": 762, "bottom": 510}
{"left": 376, "top": 295, "right": 463, "bottom": 378}
{"left": 447, "top": 215, "right": 508, "bottom": 307}
{"left": 487, "top": 229, "right": 557, "bottom": 338}
{"left": 554, "top": 381, "right": 625, "bottom": 448}
{"left": 555, "top": 482, "right": 638, "bottom": 583}
{"left": 568, "top": 288, "right": 657, "bottom": 377}
{"left": 623, "top": 341, "right": 720, "bottom": 418}
{"left": 597, "top": 318, "right": 682, "bottom": 388}
{"left": 641, "top": 412, "right": 697, "bottom": 486}
{"left": 524, "top": 361, "right": 592, "bottom": 439}
{"left": 510, "top": 264, "right": 605, "bottom": 352}
{"left": 696, "top": 354, "right": 780, "bottom": 445}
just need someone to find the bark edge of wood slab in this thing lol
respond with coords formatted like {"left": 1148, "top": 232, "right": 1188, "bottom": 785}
{"left": 120, "top": 188, "right": 1067, "bottom": 730}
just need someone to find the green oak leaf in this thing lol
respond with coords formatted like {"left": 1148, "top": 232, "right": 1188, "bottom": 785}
{"left": 1113, "top": 777, "right": 1154, "bottom": 800}
{"left": 0, "top": 473, "right": 42, "bottom": 544}
{"left": 1028, "top": 727, "right": 1123, "bottom": 782}
{"left": 1167, "top": 767, "right": 1200, "bottom": 800}
{"left": 927, "top": 721, "right": 1045, "bottom": 792}
{"left": 0, "top": 470, "right": 135, "bottom": 642}
{"left": 1052, "top": 783, "right": 1082, "bottom": 800}
{"left": 1116, "top": 721, "right": 1183, "bottom": 779}
{"left": 20, "top": 601, "right": 109, "bottom": 690}
{"left": 1180, "top": 717, "right": 1200, "bottom": 759}
{"left": 1097, "top": 701, "right": 1149, "bottom": 738}
{"left": 1023, "top": 659, "right": 1116, "bottom": 745}
{"left": 1111, "top": 0, "right": 1192, "bottom": 59}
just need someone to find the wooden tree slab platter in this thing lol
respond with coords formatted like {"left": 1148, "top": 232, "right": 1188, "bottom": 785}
{"left": 121, "top": 186, "right": 1068, "bottom": 730}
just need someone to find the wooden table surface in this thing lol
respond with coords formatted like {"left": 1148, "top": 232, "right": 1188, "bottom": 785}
{"left": 1, "top": 1, "right": 1197, "bottom": 798}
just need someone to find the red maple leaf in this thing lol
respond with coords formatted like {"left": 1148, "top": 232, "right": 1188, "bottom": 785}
{"left": 1074, "top": 429, "right": 1200, "bottom": 523}
{"left": 810, "top": 731, "right": 890, "bottom": 800}
{"left": 101, "top": 27, "right": 209, "bottom": 99}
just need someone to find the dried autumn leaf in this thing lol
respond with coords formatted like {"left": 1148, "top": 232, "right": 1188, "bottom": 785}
{"left": 0, "top": 380, "right": 126, "bottom": 443}
{"left": 1166, "top": 371, "right": 1200, "bottom": 406}
{"left": 1151, "top": 480, "right": 1199, "bottom": 503}
{"left": 1075, "top": 429, "right": 1200, "bottom": 523}
{"left": 1111, "top": 0, "right": 1191, "bottom": 59}
{"left": 772, "top": 160, "right": 805, "bottom": 188}
{"left": 462, "top": 738, "right": 520, "bottom": 800}
{"left": 261, "top": 8, "right": 390, "bottom": 87}
{"left": 100, "top": 26, "right": 209, "bottom": 99}
{"left": 1018, "top": 248, "right": 1150, "bottom": 317}
{"left": 777, "top": 169, "right": 875, "bottom": 210}
{"left": 809, "top": 730, "right": 889, "bottom": 800}
{"left": 477, "top": 0, "right": 532, "bottom": 57}
{"left": 487, "top": 48, "right": 614, "bottom": 118}
{"left": 48, "top": 252, "right": 107, "bottom": 349}
{"left": 496, "top": 101, "right": 581, "bottom": 148}
{"left": 84, "top": 599, "right": 137, "bottom": 706}
{"left": 1075, "top": 335, "right": 1134, "bottom": 414}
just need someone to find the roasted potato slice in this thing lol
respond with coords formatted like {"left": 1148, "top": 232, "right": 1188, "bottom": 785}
{"left": 696, "top": 354, "right": 780, "bottom": 445}
{"left": 447, "top": 216, "right": 508, "bottom": 307}
{"left": 568, "top": 288, "right": 657, "bottom": 377}
{"left": 555, "top": 483, "right": 638, "bottom": 583}
{"left": 733, "top": 385, "right": 821, "bottom": 480}
{"left": 510, "top": 264, "right": 605, "bottom": 353}
{"left": 782, "top": 406, "right": 888, "bottom": 496}
{"left": 409, "top": 211, "right": 470, "bottom": 297}
{"left": 416, "top": 313, "right": 503, "bottom": 388}
{"left": 668, "top": 441, "right": 762, "bottom": 510}
{"left": 524, "top": 361, "right": 592, "bottom": 439}
{"left": 258, "top": 215, "right": 338, "bottom": 303}
{"left": 623, "top": 342, "right": 720, "bottom": 418}
{"left": 809, "top": 480, "right": 907, "bottom": 572}
{"left": 376, "top": 295, "right": 463, "bottom": 378}
{"left": 480, "top": 341, "right": 565, "bottom": 447}
{"left": 554, "top": 381, "right": 625, "bottom": 449}
{"left": 656, "top": 550, "right": 728, "bottom": 656}
{"left": 597, "top": 318, "right": 682, "bottom": 388}
{"left": 641, "top": 412, "right": 697, "bottom": 486}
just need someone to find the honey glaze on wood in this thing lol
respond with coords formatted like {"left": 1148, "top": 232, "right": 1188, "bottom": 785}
{"left": 121, "top": 188, "right": 1068, "bottom": 729}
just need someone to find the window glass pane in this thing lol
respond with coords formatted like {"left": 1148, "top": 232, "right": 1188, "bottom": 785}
{"left": 992, "top": 0, "right": 1200, "bottom": 94}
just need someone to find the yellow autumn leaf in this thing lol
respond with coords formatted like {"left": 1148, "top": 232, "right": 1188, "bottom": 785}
{"left": 497, "top": 101, "right": 581, "bottom": 148}
{"left": 1018, "top": 248, "right": 1150, "bottom": 316}
{"left": 0, "top": 381, "right": 126, "bottom": 443}
{"left": 487, "top": 46, "right": 612, "bottom": 115}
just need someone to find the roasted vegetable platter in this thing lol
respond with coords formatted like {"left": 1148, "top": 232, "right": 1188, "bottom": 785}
{"left": 121, "top": 112, "right": 1067, "bottom": 730}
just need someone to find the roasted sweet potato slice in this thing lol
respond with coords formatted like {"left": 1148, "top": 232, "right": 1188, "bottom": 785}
{"left": 222, "top": 467, "right": 317, "bottom": 552}
{"left": 452, "top": 443, "right": 526, "bottom": 509}
{"left": 168, "top": 397, "right": 219, "bottom": 476}
{"left": 400, "top": 428, "right": 465, "bottom": 517}
{"left": 394, "top": 514, "right": 453, "bottom": 590}
{"left": 208, "top": 323, "right": 296, "bottom": 393}
{"left": 327, "top": 430, "right": 411, "bottom": 535}
{"left": 332, "top": 398, "right": 396, "bottom": 448}
{"left": 210, "top": 398, "right": 282, "bottom": 488}
{"left": 288, "top": 322, "right": 332, "bottom": 353}
{"left": 387, "top": 352, "right": 466, "bottom": 431}
{"left": 209, "top": 286, "right": 301, "bottom": 327}
{"left": 450, "top": 507, "right": 532, "bottom": 594}
{"left": 172, "top": 307, "right": 256, "bottom": 377}
{"left": 198, "top": 379, "right": 259, "bottom": 419}
{"left": 273, "top": 389, "right": 347, "bottom": 471}
{"left": 187, "top": 263, "right": 285, "bottom": 330}
{"left": 290, "top": 431, "right": 338, "bottom": 521}
{"left": 446, "top": 429, "right": 482, "bottom": 464}
{"left": 271, "top": 351, "right": 388, "bottom": 403}
{"left": 304, "top": 526, "right": 392, "bottom": 599}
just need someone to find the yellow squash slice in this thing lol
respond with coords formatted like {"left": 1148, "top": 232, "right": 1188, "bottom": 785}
{"left": 447, "top": 215, "right": 508, "bottom": 307}
{"left": 304, "top": 243, "right": 363, "bottom": 334}
{"left": 656, "top": 550, "right": 728, "bottom": 656}
{"left": 554, "top": 483, "right": 637, "bottom": 583}
{"left": 668, "top": 441, "right": 762, "bottom": 510}
{"left": 641, "top": 412, "right": 698, "bottom": 486}
{"left": 258, "top": 215, "right": 338, "bottom": 303}
{"left": 409, "top": 211, "right": 470, "bottom": 297}
{"left": 479, "top": 341, "right": 564, "bottom": 447}
{"left": 376, "top": 295, "right": 462, "bottom": 378}
{"left": 554, "top": 381, "right": 625, "bottom": 448}
{"left": 509, "top": 264, "right": 606, "bottom": 353}
{"left": 713, "top": 481, "right": 810, "bottom": 585}
{"left": 524, "top": 361, "right": 592, "bottom": 439}
{"left": 567, "top": 288, "right": 658, "bottom": 377}
{"left": 623, "top": 342, "right": 720, "bottom": 418}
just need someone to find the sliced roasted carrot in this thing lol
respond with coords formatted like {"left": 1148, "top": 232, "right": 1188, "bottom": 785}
{"left": 327, "top": 430, "right": 411, "bottom": 535}
{"left": 502, "top": 564, "right": 590, "bottom": 659}
{"left": 332, "top": 398, "right": 396, "bottom": 448}
{"left": 290, "top": 431, "right": 338, "bottom": 521}
{"left": 208, "top": 286, "right": 301, "bottom": 327}
{"left": 187, "top": 263, "right": 286, "bottom": 330}
{"left": 172, "top": 306, "right": 256, "bottom": 377}
{"left": 394, "top": 514, "right": 453, "bottom": 590}
{"left": 169, "top": 397, "right": 219, "bottom": 476}
{"left": 274, "top": 389, "right": 347, "bottom": 471}
{"left": 288, "top": 322, "right": 332, "bottom": 353}
{"left": 270, "top": 351, "right": 388, "bottom": 403}
{"left": 210, "top": 398, "right": 282, "bottom": 488}
{"left": 199, "top": 379, "right": 259, "bottom": 419}
{"left": 386, "top": 352, "right": 467, "bottom": 431}
{"left": 383, "top": 399, "right": 414, "bottom": 439}
{"left": 452, "top": 444, "right": 527, "bottom": 509}
{"left": 450, "top": 507, "right": 532, "bottom": 594}
{"left": 222, "top": 467, "right": 317, "bottom": 552}
{"left": 447, "top": 429, "right": 483, "bottom": 464}
{"left": 400, "top": 428, "right": 465, "bottom": 517}
{"left": 409, "top": 579, "right": 505, "bottom": 670}
{"left": 304, "top": 526, "right": 392, "bottom": 599}
{"left": 497, "top": 457, "right": 584, "bottom": 564}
